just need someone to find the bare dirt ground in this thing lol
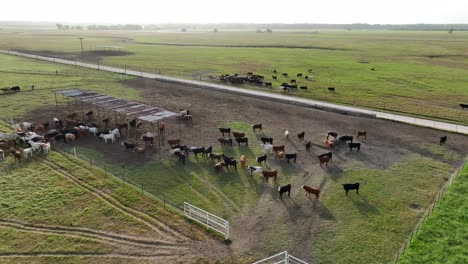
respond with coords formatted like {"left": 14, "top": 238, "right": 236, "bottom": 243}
{"left": 15, "top": 49, "right": 134, "bottom": 64}
{"left": 23, "top": 77, "right": 468, "bottom": 263}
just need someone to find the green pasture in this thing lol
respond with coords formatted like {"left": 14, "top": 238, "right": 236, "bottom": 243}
{"left": 1, "top": 29, "right": 468, "bottom": 124}
{"left": 399, "top": 161, "right": 468, "bottom": 264}
{"left": 1, "top": 53, "right": 467, "bottom": 263}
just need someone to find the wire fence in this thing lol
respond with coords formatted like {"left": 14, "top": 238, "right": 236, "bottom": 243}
{"left": 1, "top": 49, "right": 468, "bottom": 133}
{"left": 52, "top": 143, "right": 186, "bottom": 214}
{"left": 393, "top": 159, "right": 467, "bottom": 264}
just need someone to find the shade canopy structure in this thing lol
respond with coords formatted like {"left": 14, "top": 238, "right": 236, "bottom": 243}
{"left": 55, "top": 89, "right": 181, "bottom": 123}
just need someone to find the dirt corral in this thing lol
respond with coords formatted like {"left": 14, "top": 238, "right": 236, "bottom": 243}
{"left": 24, "top": 77, "right": 468, "bottom": 263}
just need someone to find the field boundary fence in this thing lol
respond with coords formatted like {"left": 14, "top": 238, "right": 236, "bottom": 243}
{"left": 252, "top": 251, "right": 308, "bottom": 264}
{"left": 183, "top": 202, "right": 229, "bottom": 239}
{"left": 393, "top": 159, "right": 467, "bottom": 263}
{"left": 1, "top": 50, "right": 467, "bottom": 135}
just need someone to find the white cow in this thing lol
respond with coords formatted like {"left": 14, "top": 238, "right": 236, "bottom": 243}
{"left": 100, "top": 133, "right": 115, "bottom": 143}
{"left": 109, "top": 128, "right": 120, "bottom": 138}
{"left": 247, "top": 165, "right": 263, "bottom": 176}
{"left": 23, "top": 148, "right": 33, "bottom": 158}
{"left": 260, "top": 143, "right": 273, "bottom": 153}
{"left": 87, "top": 127, "right": 98, "bottom": 136}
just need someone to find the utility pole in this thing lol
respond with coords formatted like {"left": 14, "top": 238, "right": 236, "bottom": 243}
{"left": 78, "top": 37, "right": 84, "bottom": 54}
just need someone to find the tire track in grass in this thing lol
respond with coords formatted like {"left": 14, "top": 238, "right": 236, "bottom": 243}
{"left": 0, "top": 219, "right": 186, "bottom": 250}
{"left": 37, "top": 157, "right": 190, "bottom": 242}
{"left": 0, "top": 252, "right": 179, "bottom": 259}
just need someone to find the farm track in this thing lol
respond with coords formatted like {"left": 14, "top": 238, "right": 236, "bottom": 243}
{"left": 0, "top": 252, "right": 179, "bottom": 259}
{"left": 135, "top": 42, "right": 350, "bottom": 50}
{"left": 36, "top": 155, "right": 191, "bottom": 242}
{"left": 0, "top": 219, "right": 184, "bottom": 250}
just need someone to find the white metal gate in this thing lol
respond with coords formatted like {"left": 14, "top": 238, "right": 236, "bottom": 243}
{"left": 252, "top": 251, "right": 308, "bottom": 264}
{"left": 183, "top": 202, "right": 229, "bottom": 239}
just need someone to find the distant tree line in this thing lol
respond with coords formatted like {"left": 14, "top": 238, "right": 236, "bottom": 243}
{"left": 50, "top": 22, "right": 468, "bottom": 31}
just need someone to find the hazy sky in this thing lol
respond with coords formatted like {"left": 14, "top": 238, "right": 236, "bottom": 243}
{"left": 3, "top": 0, "right": 468, "bottom": 24}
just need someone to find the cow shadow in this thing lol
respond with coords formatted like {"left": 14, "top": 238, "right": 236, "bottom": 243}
{"left": 350, "top": 195, "right": 379, "bottom": 216}
{"left": 313, "top": 200, "right": 336, "bottom": 221}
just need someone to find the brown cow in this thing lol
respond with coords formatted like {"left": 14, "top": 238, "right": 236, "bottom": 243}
{"left": 318, "top": 155, "right": 330, "bottom": 166}
{"left": 302, "top": 185, "right": 320, "bottom": 199}
{"left": 233, "top": 132, "right": 245, "bottom": 138}
{"left": 273, "top": 145, "right": 285, "bottom": 153}
{"left": 168, "top": 139, "right": 181, "bottom": 147}
{"left": 357, "top": 131, "right": 367, "bottom": 139}
{"left": 262, "top": 170, "right": 277, "bottom": 183}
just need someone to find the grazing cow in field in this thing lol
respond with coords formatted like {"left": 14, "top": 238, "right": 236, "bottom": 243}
{"left": 278, "top": 184, "right": 291, "bottom": 200}
{"left": 214, "top": 162, "right": 225, "bottom": 173}
{"left": 264, "top": 82, "right": 272, "bottom": 88}
{"left": 273, "top": 145, "right": 285, "bottom": 153}
{"left": 10, "top": 86, "right": 20, "bottom": 92}
{"left": 328, "top": 87, "right": 335, "bottom": 92}
{"left": 273, "top": 69, "right": 277, "bottom": 73}
{"left": 297, "top": 131, "right": 305, "bottom": 141}
{"left": 339, "top": 135, "right": 353, "bottom": 143}
{"left": 247, "top": 165, "right": 263, "bottom": 176}
{"left": 218, "top": 138, "right": 233, "bottom": 147}
{"left": 318, "top": 155, "right": 330, "bottom": 166}
{"left": 357, "top": 131, "right": 367, "bottom": 139}
{"left": 460, "top": 103, "right": 468, "bottom": 110}
{"left": 290, "top": 79, "right": 296, "bottom": 84}
{"left": 349, "top": 142, "right": 361, "bottom": 152}
{"left": 343, "top": 183, "right": 360, "bottom": 195}
{"left": 190, "top": 147, "right": 206, "bottom": 158}
{"left": 296, "top": 73, "right": 302, "bottom": 77}
{"left": 299, "top": 86, "right": 308, "bottom": 91}
{"left": 439, "top": 136, "right": 447, "bottom": 145}
{"left": 256, "top": 154, "right": 267, "bottom": 165}
{"left": 284, "top": 129, "right": 290, "bottom": 139}
{"left": 173, "top": 151, "right": 186, "bottom": 164}
{"left": 233, "top": 132, "right": 245, "bottom": 138}
{"left": 252, "top": 123, "right": 262, "bottom": 132}
{"left": 305, "top": 75, "right": 314, "bottom": 80}
{"left": 262, "top": 170, "right": 277, "bottom": 183}
{"left": 219, "top": 128, "right": 231, "bottom": 137}
{"left": 261, "top": 143, "right": 273, "bottom": 153}
{"left": 261, "top": 137, "right": 273, "bottom": 145}
{"left": 240, "top": 155, "right": 247, "bottom": 168}
{"left": 308, "top": 69, "right": 313, "bottom": 73}
{"left": 285, "top": 153, "right": 297, "bottom": 163}
{"left": 305, "top": 141, "right": 311, "bottom": 152}
{"left": 318, "top": 152, "right": 333, "bottom": 162}
{"left": 0, "top": 149, "right": 4, "bottom": 160}
{"left": 235, "top": 137, "right": 248, "bottom": 147}
{"left": 204, "top": 146, "right": 213, "bottom": 157}
{"left": 272, "top": 75, "right": 277, "bottom": 80}
{"left": 208, "top": 153, "right": 222, "bottom": 162}
{"left": 282, "top": 73, "right": 288, "bottom": 77}
{"left": 302, "top": 185, "right": 320, "bottom": 199}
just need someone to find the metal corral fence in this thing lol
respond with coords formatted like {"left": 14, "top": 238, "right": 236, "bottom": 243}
{"left": 393, "top": 159, "right": 467, "bottom": 263}
{"left": 1, "top": 50, "right": 467, "bottom": 135}
{"left": 252, "top": 251, "right": 308, "bottom": 264}
{"left": 184, "top": 202, "right": 229, "bottom": 239}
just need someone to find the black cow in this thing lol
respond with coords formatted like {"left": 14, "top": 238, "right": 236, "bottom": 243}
{"left": 290, "top": 79, "right": 296, "bottom": 84}
{"left": 460, "top": 103, "right": 468, "bottom": 110}
{"left": 296, "top": 73, "right": 303, "bottom": 77}
{"left": 349, "top": 142, "right": 361, "bottom": 152}
{"left": 339, "top": 135, "right": 353, "bottom": 143}
{"left": 328, "top": 87, "right": 335, "bottom": 92}
{"left": 282, "top": 73, "right": 288, "bottom": 77}
{"left": 318, "top": 152, "right": 333, "bottom": 161}
{"left": 261, "top": 137, "right": 273, "bottom": 144}
{"left": 190, "top": 147, "right": 205, "bottom": 157}
{"left": 278, "top": 184, "right": 291, "bottom": 200}
{"left": 297, "top": 131, "right": 305, "bottom": 141}
{"left": 10, "top": 86, "right": 20, "bottom": 92}
{"left": 439, "top": 136, "right": 447, "bottom": 145}
{"left": 218, "top": 138, "right": 233, "bottom": 147}
{"left": 173, "top": 151, "right": 186, "bottom": 164}
{"left": 272, "top": 75, "right": 277, "bottom": 80}
{"left": 343, "top": 183, "right": 359, "bottom": 195}
{"left": 285, "top": 153, "right": 297, "bottom": 163}
{"left": 256, "top": 154, "right": 267, "bottom": 165}
{"left": 264, "top": 82, "right": 272, "bottom": 88}
{"left": 219, "top": 127, "right": 231, "bottom": 137}
{"left": 299, "top": 86, "right": 308, "bottom": 91}
{"left": 204, "top": 146, "right": 213, "bottom": 157}
{"left": 235, "top": 137, "right": 248, "bottom": 147}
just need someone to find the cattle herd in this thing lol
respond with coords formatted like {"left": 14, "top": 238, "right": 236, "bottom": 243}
{"left": 208, "top": 69, "right": 330, "bottom": 93}
{"left": 165, "top": 121, "right": 370, "bottom": 199}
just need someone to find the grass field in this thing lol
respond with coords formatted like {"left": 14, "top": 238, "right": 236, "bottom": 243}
{"left": 1, "top": 52, "right": 467, "bottom": 263}
{"left": 1, "top": 29, "right": 468, "bottom": 124}
{"left": 399, "top": 161, "right": 468, "bottom": 264}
